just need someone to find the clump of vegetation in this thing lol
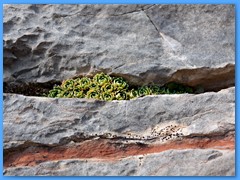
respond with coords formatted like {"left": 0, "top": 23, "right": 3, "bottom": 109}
{"left": 48, "top": 73, "right": 193, "bottom": 101}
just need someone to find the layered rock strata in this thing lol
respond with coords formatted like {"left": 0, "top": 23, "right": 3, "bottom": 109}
{"left": 3, "top": 4, "right": 235, "bottom": 176}
{"left": 4, "top": 87, "right": 235, "bottom": 175}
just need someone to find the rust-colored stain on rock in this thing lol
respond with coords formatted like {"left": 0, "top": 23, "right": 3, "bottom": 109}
{"left": 4, "top": 135, "right": 234, "bottom": 168}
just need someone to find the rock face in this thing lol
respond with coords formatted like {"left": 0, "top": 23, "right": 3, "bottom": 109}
{"left": 4, "top": 4, "right": 235, "bottom": 90}
{"left": 4, "top": 88, "right": 235, "bottom": 175}
{"left": 4, "top": 87, "right": 235, "bottom": 149}
{"left": 3, "top": 4, "right": 235, "bottom": 176}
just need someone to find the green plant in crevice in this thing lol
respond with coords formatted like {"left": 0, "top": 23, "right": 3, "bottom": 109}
{"left": 115, "top": 91, "right": 128, "bottom": 100}
{"left": 77, "top": 77, "right": 92, "bottom": 90}
{"left": 127, "top": 89, "right": 139, "bottom": 99}
{"left": 165, "top": 82, "right": 194, "bottom": 94}
{"left": 93, "top": 72, "right": 112, "bottom": 86}
{"left": 101, "top": 83, "right": 114, "bottom": 93}
{"left": 48, "top": 85, "right": 63, "bottom": 98}
{"left": 61, "top": 79, "right": 75, "bottom": 90}
{"left": 148, "top": 85, "right": 161, "bottom": 95}
{"left": 89, "top": 81, "right": 99, "bottom": 90}
{"left": 112, "top": 77, "right": 129, "bottom": 90}
{"left": 47, "top": 73, "right": 194, "bottom": 100}
{"left": 138, "top": 86, "right": 152, "bottom": 96}
{"left": 86, "top": 89, "right": 100, "bottom": 99}
{"left": 101, "top": 92, "right": 115, "bottom": 101}
{"left": 73, "top": 89, "right": 85, "bottom": 98}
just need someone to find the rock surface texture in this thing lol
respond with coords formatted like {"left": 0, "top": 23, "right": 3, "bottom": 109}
{"left": 4, "top": 4, "right": 234, "bottom": 90}
{"left": 3, "top": 4, "right": 235, "bottom": 176}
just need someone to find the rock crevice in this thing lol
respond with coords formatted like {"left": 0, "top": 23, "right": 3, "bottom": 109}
{"left": 3, "top": 63, "right": 235, "bottom": 97}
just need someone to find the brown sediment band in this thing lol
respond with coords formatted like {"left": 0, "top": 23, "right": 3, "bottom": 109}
{"left": 4, "top": 134, "right": 234, "bottom": 168}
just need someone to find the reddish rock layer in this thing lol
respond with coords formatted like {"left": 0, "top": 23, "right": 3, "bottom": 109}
{"left": 4, "top": 135, "right": 234, "bottom": 168}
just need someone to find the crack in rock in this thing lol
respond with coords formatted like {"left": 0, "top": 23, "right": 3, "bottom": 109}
{"left": 3, "top": 64, "right": 235, "bottom": 96}
{"left": 52, "top": 5, "right": 156, "bottom": 18}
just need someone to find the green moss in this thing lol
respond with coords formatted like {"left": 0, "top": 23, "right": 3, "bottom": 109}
{"left": 47, "top": 73, "right": 194, "bottom": 100}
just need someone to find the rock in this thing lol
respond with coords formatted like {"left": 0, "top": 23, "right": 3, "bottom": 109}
{"left": 3, "top": 4, "right": 235, "bottom": 90}
{"left": 4, "top": 87, "right": 234, "bottom": 148}
{"left": 3, "top": 4, "right": 235, "bottom": 176}
{"left": 4, "top": 149, "right": 235, "bottom": 176}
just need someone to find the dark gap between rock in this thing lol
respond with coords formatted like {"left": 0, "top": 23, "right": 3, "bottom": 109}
{"left": 3, "top": 81, "right": 233, "bottom": 97}
{"left": 3, "top": 66, "right": 235, "bottom": 97}
{"left": 3, "top": 81, "right": 61, "bottom": 97}
{"left": 3, "top": 80, "right": 199, "bottom": 97}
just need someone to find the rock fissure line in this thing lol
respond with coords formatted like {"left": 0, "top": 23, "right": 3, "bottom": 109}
{"left": 4, "top": 133, "right": 234, "bottom": 168}
{"left": 185, "top": 130, "right": 235, "bottom": 139}
{"left": 52, "top": 5, "right": 156, "bottom": 18}
{"left": 106, "top": 4, "right": 157, "bottom": 16}
{"left": 109, "top": 11, "right": 141, "bottom": 17}
{"left": 142, "top": 8, "right": 161, "bottom": 37}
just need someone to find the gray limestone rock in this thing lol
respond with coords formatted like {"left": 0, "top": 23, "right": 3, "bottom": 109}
{"left": 4, "top": 87, "right": 234, "bottom": 149}
{"left": 3, "top": 4, "right": 235, "bottom": 176}
{"left": 3, "top": 4, "right": 235, "bottom": 90}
